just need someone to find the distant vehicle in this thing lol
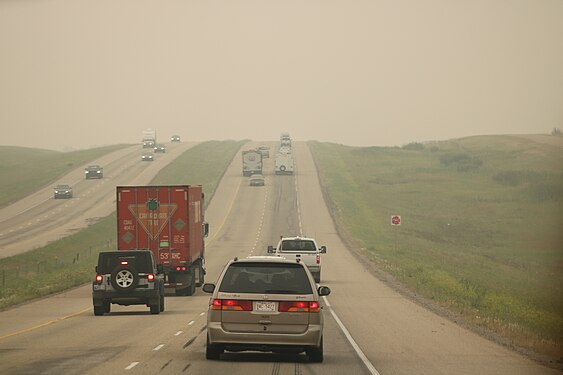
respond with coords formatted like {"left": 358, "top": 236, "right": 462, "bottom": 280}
{"left": 141, "top": 153, "right": 154, "bottom": 161}
{"left": 142, "top": 128, "right": 157, "bottom": 148}
{"left": 202, "top": 256, "right": 331, "bottom": 361}
{"left": 268, "top": 236, "right": 327, "bottom": 282}
{"left": 242, "top": 149, "right": 263, "bottom": 176}
{"left": 85, "top": 165, "right": 103, "bottom": 179}
{"left": 275, "top": 153, "right": 294, "bottom": 175}
{"left": 154, "top": 144, "right": 166, "bottom": 153}
{"left": 170, "top": 135, "right": 181, "bottom": 142}
{"left": 257, "top": 145, "right": 270, "bottom": 158}
{"left": 117, "top": 185, "right": 209, "bottom": 296}
{"left": 92, "top": 250, "right": 165, "bottom": 316}
{"left": 249, "top": 174, "right": 265, "bottom": 186}
{"left": 54, "top": 184, "right": 73, "bottom": 199}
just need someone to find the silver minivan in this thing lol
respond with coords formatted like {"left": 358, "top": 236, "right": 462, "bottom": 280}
{"left": 202, "top": 256, "right": 331, "bottom": 362}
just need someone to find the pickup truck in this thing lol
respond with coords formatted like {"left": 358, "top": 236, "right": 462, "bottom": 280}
{"left": 267, "top": 236, "right": 326, "bottom": 282}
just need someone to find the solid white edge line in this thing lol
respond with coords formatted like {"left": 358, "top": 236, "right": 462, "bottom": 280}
{"left": 125, "top": 362, "right": 139, "bottom": 370}
{"left": 323, "top": 296, "right": 381, "bottom": 375}
{"left": 153, "top": 344, "right": 165, "bottom": 351}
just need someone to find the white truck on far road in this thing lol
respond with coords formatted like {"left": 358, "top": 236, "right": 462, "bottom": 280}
{"left": 267, "top": 236, "right": 326, "bottom": 282}
{"left": 275, "top": 153, "right": 294, "bottom": 175}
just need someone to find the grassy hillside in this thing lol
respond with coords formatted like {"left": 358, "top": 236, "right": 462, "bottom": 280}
{"left": 309, "top": 135, "right": 563, "bottom": 357}
{"left": 0, "top": 140, "right": 244, "bottom": 309}
{"left": 0, "top": 145, "right": 129, "bottom": 208}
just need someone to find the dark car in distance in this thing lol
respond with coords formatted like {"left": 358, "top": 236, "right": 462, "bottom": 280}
{"left": 85, "top": 165, "right": 103, "bottom": 179}
{"left": 54, "top": 184, "right": 73, "bottom": 199}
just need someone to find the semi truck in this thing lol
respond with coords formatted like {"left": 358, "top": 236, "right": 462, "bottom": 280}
{"left": 142, "top": 129, "right": 157, "bottom": 148}
{"left": 117, "top": 185, "right": 209, "bottom": 296}
{"left": 242, "top": 149, "right": 263, "bottom": 176}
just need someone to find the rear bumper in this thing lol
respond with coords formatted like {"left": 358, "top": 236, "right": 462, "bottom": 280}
{"left": 93, "top": 288, "right": 160, "bottom": 306}
{"left": 207, "top": 321, "right": 322, "bottom": 350}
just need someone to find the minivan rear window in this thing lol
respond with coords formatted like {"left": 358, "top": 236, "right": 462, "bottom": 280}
{"left": 219, "top": 262, "right": 313, "bottom": 294}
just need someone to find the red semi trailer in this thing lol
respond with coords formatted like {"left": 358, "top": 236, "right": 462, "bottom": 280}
{"left": 117, "top": 185, "right": 209, "bottom": 296}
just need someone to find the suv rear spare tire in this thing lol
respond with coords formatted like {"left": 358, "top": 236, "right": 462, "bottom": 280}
{"left": 110, "top": 266, "right": 139, "bottom": 292}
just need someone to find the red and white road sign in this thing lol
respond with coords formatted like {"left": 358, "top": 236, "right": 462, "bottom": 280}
{"left": 391, "top": 215, "right": 401, "bottom": 226}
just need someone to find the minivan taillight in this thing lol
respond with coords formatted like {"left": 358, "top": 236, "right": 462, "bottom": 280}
{"left": 210, "top": 299, "right": 253, "bottom": 311}
{"left": 316, "top": 255, "right": 321, "bottom": 264}
{"left": 279, "top": 301, "right": 320, "bottom": 313}
{"left": 95, "top": 275, "right": 103, "bottom": 284}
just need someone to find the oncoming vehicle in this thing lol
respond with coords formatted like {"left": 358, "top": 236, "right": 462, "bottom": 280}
{"left": 84, "top": 165, "right": 103, "bottom": 179}
{"left": 170, "top": 135, "right": 181, "bottom": 142}
{"left": 54, "top": 184, "right": 73, "bottom": 199}
{"left": 141, "top": 153, "right": 154, "bottom": 161}
{"left": 92, "top": 250, "right": 165, "bottom": 316}
{"left": 154, "top": 144, "right": 166, "bottom": 153}
{"left": 249, "top": 174, "right": 265, "bottom": 186}
{"left": 202, "top": 256, "right": 331, "bottom": 362}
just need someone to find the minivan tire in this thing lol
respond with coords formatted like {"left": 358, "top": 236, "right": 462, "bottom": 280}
{"left": 206, "top": 335, "right": 223, "bottom": 360}
{"left": 307, "top": 337, "right": 323, "bottom": 363}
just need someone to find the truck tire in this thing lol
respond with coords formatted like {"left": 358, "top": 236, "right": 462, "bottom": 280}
{"left": 280, "top": 165, "right": 286, "bottom": 172}
{"left": 195, "top": 263, "right": 205, "bottom": 287}
{"left": 185, "top": 268, "right": 196, "bottom": 296}
{"left": 110, "top": 266, "right": 139, "bottom": 292}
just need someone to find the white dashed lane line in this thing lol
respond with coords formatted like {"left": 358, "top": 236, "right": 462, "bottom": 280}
{"left": 153, "top": 344, "right": 165, "bottom": 351}
{"left": 175, "top": 331, "right": 183, "bottom": 336}
{"left": 188, "top": 321, "right": 195, "bottom": 326}
{"left": 125, "top": 362, "right": 139, "bottom": 370}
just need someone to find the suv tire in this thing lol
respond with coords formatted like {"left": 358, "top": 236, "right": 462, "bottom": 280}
{"left": 159, "top": 295, "right": 165, "bottom": 312}
{"left": 110, "top": 266, "right": 139, "bottom": 292}
{"left": 150, "top": 299, "right": 161, "bottom": 314}
{"left": 307, "top": 336, "right": 323, "bottom": 363}
{"left": 94, "top": 305, "right": 106, "bottom": 316}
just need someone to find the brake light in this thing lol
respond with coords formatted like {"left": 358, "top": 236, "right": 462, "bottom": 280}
{"left": 147, "top": 274, "right": 154, "bottom": 281}
{"left": 210, "top": 299, "right": 253, "bottom": 311}
{"left": 175, "top": 266, "right": 187, "bottom": 271}
{"left": 95, "top": 275, "right": 103, "bottom": 284}
{"left": 279, "top": 301, "right": 320, "bottom": 313}
{"left": 120, "top": 261, "right": 128, "bottom": 265}
{"left": 316, "top": 255, "right": 321, "bottom": 264}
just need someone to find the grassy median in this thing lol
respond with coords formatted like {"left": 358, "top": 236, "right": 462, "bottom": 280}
{"left": 0, "top": 140, "right": 244, "bottom": 310}
{"left": 309, "top": 135, "right": 563, "bottom": 358}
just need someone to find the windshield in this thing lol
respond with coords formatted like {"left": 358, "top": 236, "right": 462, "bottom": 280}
{"left": 280, "top": 240, "right": 316, "bottom": 252}
{"left": 219, "top": 262, "right": 313, "bottom": 294}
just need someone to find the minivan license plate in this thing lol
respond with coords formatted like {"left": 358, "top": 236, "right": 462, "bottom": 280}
{"left": 255, "top": 301, "right": 276, "bottom": 312}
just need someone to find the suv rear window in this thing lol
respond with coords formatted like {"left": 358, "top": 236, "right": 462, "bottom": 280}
{"left": 280, "top": 240, "right": 316, "bottom": 252}
{"left": 97, "top": 252, "right": 154, "bottom": 274}
{"left": 219, "top": 262, "right": 313, "bottom": 294}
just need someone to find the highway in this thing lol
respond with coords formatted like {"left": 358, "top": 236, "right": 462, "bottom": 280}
{"left": 0, "top": 141, "right": 197, "bottom": 259}
{"left": 0, "top": 142, "right": 556, "bottom": 375}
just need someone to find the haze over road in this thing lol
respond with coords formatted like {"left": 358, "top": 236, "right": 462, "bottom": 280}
{"left": 1, "top": 0, "right": 562, "bottom": 150}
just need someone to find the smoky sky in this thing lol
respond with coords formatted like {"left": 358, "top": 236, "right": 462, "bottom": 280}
{"left": 1, "top": 0, "right": 562, "bottom": 151}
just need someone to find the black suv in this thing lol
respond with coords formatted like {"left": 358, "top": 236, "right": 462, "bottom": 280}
{"left": 92, "top": 250, "right": 165, "bottom": 316}
{"left": 85, "top": 165, "right": 103, "bottom": 179}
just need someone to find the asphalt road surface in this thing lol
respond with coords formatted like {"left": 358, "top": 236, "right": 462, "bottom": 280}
{"left": 0, "top": 141, "right": 197, "bottom": 259}
{"left": 0, "top": 141, "right": 556, "bottom": 375}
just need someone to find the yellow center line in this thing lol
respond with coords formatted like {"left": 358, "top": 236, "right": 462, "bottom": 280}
{"left": 0, "top": 307, "right": 91, "bottom": 341}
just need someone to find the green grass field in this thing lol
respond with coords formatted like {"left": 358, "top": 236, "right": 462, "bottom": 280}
{"left": 309, "top": 135, "right": 563, "bottom": 357}
{"left": 0, "top": 140, "right": 244, "bottom": 310}
{"left": 0, "top": 144, "right": 129, "bottom": 208}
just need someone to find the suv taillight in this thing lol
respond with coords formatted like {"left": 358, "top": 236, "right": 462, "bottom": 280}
{"left": 211, "top": 299, "right": 253, "bottom": 311}
{"left": 147, "top": 274, "right": 155, "bottom": 281}
{"left": 279, "top": 301, "right": 320, "bottom": 313}
{"left": 95, "top": 275, "right": 103, "bottom": 284}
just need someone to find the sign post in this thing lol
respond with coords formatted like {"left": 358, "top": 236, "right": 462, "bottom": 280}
{"left": 390, "top": 215, "right": 401, "bottom": 251}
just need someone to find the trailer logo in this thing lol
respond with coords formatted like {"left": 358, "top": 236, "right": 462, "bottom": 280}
{"left": 128, "top": 200, "right": 178, "bottom": 240}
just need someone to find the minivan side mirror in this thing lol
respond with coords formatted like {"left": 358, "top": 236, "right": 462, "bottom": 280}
{"left": 317, "top": 286, "right": 331, "bottom": 296}
{"left": 319, "top": 246, "right": 327, "bottom": 254}
{"left": 267, "top": 245, "right": 275, "bottom": 253}
{"left": 202, "top": 283, "right": 215, "bottom": 293}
